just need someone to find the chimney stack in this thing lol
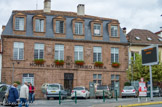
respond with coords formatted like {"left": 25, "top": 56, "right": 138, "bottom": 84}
{"left": 44, "top": 0, "right": 51, "bottom": 13}
{"left": 122, "top": 27, "right": 127, "bottom": 36}
{"left": 2, "top": 25, "right": 5, "bottom": 32}
{"left": 77, "top": 4, "right": 85, "bottom": 15}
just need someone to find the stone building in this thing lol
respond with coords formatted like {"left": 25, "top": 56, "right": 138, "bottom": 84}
{"left": 1, "top": 0, "right": 128, "bottom": 98}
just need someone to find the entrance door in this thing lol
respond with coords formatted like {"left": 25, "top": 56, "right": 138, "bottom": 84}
{"left": 64, "top": 73, "right": 74, "bottom": 96}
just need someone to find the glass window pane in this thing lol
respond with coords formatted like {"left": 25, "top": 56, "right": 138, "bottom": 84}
{"left": 98, "top": 74, "right": 102, "bottom": 79}
{"left": 116, "top": 75, "right": 120, "bottom": 80}
{"left": 93, "top": 74, "right": 97, "bottom": 79}
{"left": 98, "top": 80, "right": 102, "bottom": 85}
{"left": 111, "top": 75, "right": 115, "bottom": 80}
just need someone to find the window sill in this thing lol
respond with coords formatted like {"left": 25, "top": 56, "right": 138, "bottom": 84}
{"left": 93, "top": 35, "right": 103, "bottom": 37}
{"left": 14, "top": 30, "right": 26, "bottom": 32}
{"left": 34, "top": 31, "right": 45, "bottom": 33}
{"left": 54, "top": 33, "right": 66, "bottom": 35}
{"left": 74, "top": 34, "right": 84, "bottom": 36}
{"left": 110, "top": 36, "right": 119, "bottom": 38}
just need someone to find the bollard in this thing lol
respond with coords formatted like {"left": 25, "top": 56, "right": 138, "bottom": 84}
{"left": 115, "top": 90, "right": 118, "bottom": 101}
{"left": 59, "top": 91, "right": 61, "bottom": 105}
{"left": 75, "top": 91, "right": 77, "bottom": 104}
{"left": 103, "top": 90, "right": 105, "bottom": 102}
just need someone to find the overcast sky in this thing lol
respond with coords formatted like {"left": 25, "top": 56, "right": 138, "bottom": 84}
{"left": 0, "top": 0, "right": 162, "bottom": 34}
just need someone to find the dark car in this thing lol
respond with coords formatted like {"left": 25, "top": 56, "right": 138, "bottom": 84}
{"left": 147, "top": 86, "right": 162, "bottom": 97}
{"left": 0, "top": 84, "right": 10, "bottom": 106}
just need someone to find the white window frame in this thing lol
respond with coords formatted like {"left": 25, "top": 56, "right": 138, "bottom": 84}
{"left": 15, "top": 17, "right": 24, "bottom": 31}
{"left": 13, "top": 42, "right": 24, "bottom": 60}
{"left": 56, "top": 21, "right": 64, "bottom": 33}
{"left": 93, "top": 74, "right": 102, "bottom": 85}
{"left": 55, "top": 44, "right": 64, "bottom": 60}
{"left": 93, "top": 47, "right": 102, "bottom": 62}
{"left": 34, "top": 43, "right": 44, "bottom": 59}
{"left": 75, "top": 22, "right": 83, "bottom": 35}
{"left": 111, "top": 25, "right": 118, "bottom": 37}
{"left": 74, "top": 46, "right": 83, "bottom": 61}
{"left": 22, "top": 74, "right": 34, "bottom": 86}
{"left": 111, "top": 48, "right": 119, "bottom": 63}
{"left": 94, "top": 24, "right": 101, "bottom": 36}
{"left": 35, "top": 19, "right": 44, "bottom": 32}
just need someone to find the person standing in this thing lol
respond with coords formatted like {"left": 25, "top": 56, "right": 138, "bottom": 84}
{"left": 28, "top": 83, "right": 35, "bottom": 103}
{"left": 8, "top": 83, "right": 19, "bottom": 107}
{"left": 18, "top": 82, "right": 29, "bottom": 107}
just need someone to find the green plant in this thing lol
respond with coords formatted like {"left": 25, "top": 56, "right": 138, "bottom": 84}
{"left": 75, "top": 60, "right": 84, "bottom": 66}
{"left": 55, "top": 60, "right": 64, "bottom": 65}
{"left": 14, "top": 81, "right": 21, "bottom": 85}
{"left": 112, "top": 62, "right": 120, "bottom": 67}
{"left": 94, "top": 61, "right": 103, "bottom": 67}
{"left": 34, "top": 59, "right": 45, "bottom": 65}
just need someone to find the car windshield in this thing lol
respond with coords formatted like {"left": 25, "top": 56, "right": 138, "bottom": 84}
{"left": 48, "top": 85, "right": 59, "bottom": 90}
{"left": 97, "top": 86, "right": 108, "bottom": 90}
{"left": 73, "top": 87, "right": 84, "bottom": 90}
{"left": 123, "top": 86, "right": 134, "bottom": 90}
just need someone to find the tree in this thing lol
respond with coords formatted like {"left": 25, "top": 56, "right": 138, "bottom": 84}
{"left": 126, "top": 53, "right": 162, "bottom": 83}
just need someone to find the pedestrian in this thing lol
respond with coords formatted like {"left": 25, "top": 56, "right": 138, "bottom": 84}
{"left": 18, "top": 82, "right": 29, "bottom": 107}
{"left": 7, "top": 83, "right": 19, "bottom": 107}
{"left": 28, "top": 83, "right": 35, "bottom": 103}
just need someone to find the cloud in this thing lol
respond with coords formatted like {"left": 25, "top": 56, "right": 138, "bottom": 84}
{"left": 0, "top": 0, "right": 162, "bottom": 34}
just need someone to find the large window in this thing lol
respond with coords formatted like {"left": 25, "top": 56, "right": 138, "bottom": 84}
{"left": 111, "top": 74, "right": 120, "bottom": 90}
{"left": 74, "top": 46, "right": 83, "bottom": 61}
{"left": 56, "top": 21, "right": 64, "bottom": 33}
{"left": 93, "top": 47, "right": 102, "bottom": 62}
{"left": 75, "top": 22, "right": 83, "bottom": 35}
{"left": 22, "top": 74, "right": 34, "bottom": 86}
{"left": 93, "top": 74, "right": 102, "bottom": 85}
{"left": 35, "top": 19, "right": 44, "bottom": 32}
{"left": 55, "top": 45, "right": 64, "bottom": 60}
{"left": 111, "top": 48, "right": 119, "bottom": 63}
{"left": 15, "top": 17, "right": 24, "bottom": 31}
{"left": 111, "top": 25, "right": 118, "bottom": 37}
{"left": 13, "top": 42, "right": 24, "bottom": 60}
{"left": 94, "top": 24, "right": 101, "bottom": 36}
{"left": 34, "top": 43, "right": 44, "bottom": 59}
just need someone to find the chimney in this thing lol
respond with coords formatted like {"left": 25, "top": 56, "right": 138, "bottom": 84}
{"left": 77, "top": 4, "right": 85, "bottom": 15}
{"left": 122, "top": 27, "right": 127, "bottom": 36}
{"left": 2, "top": 25, "right": 5, "bottom": 32}
{"left": 44, "top": 0, "right": 51, "bottom": 13}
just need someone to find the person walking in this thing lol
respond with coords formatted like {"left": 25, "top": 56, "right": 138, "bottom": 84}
{"left": 8, "top": 83, "right": 19, "bottom": 107}
{"left": 18, "top": 82, "right": 29, "bottom": 107}
{"left": 28, "top": 83, "right": 35, "bottom": 103}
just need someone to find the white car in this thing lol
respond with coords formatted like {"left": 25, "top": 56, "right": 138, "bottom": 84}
{"left": 71, "top": 86, "right": 90, "bottom": 99}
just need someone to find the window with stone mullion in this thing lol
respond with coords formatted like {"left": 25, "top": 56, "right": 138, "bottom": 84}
{"left": 93, "top": 47, "right": 102, "bottom": 62}
{"left": 15, "top": 17, "right": 24, "bottom": 31}
{"left": 34, "top": 44, "right": 44, "bottom": 59}
{"left": 35, "top": 19, "right": 44, "bottom": 32}
{"left": 75, "top": 22, "right": 83, "bottom": 35}
{"left": 74, "top": 46, "right": 83, "bottom": 61}
{"left": 111, "top": 26, "right": 118, "bottom": 37}
{"left": 94, "top": 24, "right": 101, "bottom": 36}
{"left": 111, "top": 48, "right": 119, "bottom": 63}
{"left": 55, "top": 45, "right": 64, "bottom": 60}
{"left": 13, "top": 42, "right": 24, "bottom": 60}
{"left": 56, "top": 21, "right": 64, "bottom": 33}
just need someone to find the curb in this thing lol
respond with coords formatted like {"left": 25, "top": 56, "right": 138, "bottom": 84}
{"left": 118, "top": 101, "right": 162, "bottom": 107}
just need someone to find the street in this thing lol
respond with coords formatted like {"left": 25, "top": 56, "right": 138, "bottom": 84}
{"left": 138, "top": 104, "right": 162, "bottom": 107}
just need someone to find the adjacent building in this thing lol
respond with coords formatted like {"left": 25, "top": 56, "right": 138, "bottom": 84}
{"left": 1, "top": 0, "right": 128, "bottom": 98}
{"left": 155, "top": 27, "right": 162, "bottom": 38}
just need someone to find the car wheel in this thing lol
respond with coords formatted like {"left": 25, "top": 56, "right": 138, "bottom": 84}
{"left": 2, "top": 98, "right": 7, "bottom": 106}
{"left": 47, "top": 97, "right": 50, "bottom": 100}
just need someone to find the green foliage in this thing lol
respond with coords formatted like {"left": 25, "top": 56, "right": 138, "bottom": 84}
{"left": 126, "top": 52, "right": 162, "bottom": 83}
{"left": 124, "top": 82, "right": 131, "bottom": 86}
{"left": 14, "top": 81, "right": 21, "bottom": 85}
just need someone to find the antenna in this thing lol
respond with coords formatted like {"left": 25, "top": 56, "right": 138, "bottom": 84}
{"left": 36, "top": 0, "right": 38, "bottom": 10}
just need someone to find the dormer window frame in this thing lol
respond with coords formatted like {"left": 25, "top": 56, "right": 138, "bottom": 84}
{"left": 91, "top": 20, "right": 103, "bottom": 37}
{"left": 53, "top": 16, "right": 66, "bottom": 34}
{"left": 135, "top": 37, "right": 141, "bottom": 40}
{"left": 108, "top": 21, "right": 120, "bottom": 38}
{"left": 72, "top": 18, "right": 85, "bottom": 36}
{"left": 13, "top": 13, "right": 26, "bottom": 32}
{"left": 147, "top": 37, "right": 152, "bottom": 41}
{"left": 33, "top": 15, "right": 46, "bottom": 33}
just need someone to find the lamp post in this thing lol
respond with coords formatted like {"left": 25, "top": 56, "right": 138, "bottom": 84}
{"left": 12, "top": 62, "right": 15, "bottom": 84}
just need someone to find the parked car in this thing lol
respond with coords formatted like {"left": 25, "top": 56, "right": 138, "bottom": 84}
{"left": 45, "top": 83, "right": 67, "bottom": 100}
{"left": 121, "top": 86, "right": 138, "bottom": 98}
{"left": 0, "top": 84, "right": 10, "bottom": 106}
{"left": 147, "top": 86, "right": 162, "bottom": 97}
{"left": 95, "top": 85, "right": 112, "bottom": 99}
{"left": 71, "top": 86, "right": 90, "bottom": 99}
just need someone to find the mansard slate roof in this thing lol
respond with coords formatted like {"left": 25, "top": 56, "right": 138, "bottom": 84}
{"left": 2, "top": 10, "right": 128, "bottom": 43}
{"left": 127, "top": 29, "right": 162, "bottom": 45}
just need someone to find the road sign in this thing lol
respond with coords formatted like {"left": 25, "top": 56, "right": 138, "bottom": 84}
{"left": 141, "top": 45, "right": 159, "bottom": 66}
{"left": 139, "top": 78, "right": 147, "bottom": 97}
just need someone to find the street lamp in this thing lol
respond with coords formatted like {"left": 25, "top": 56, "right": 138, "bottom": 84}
{"left": 11, "top": 60, "right": 20, "bottom": 84}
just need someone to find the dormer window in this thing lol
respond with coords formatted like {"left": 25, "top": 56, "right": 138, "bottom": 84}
{"left": 75, "top": 22, "right": 83, "bottom": 35}
{"left": 56, "top": 21, "right": 64, "bottom": 33}
{"left": 111, "top": 25, "right": 118, "bottom": 37}
{"left": 135, "top": 37, "right": 140, "bottom": 40}
{"left": 147, "top": 37, "right": 152, "bottom": 41}
{"left": 94, "top": 24, "right": 101, "bottom": 36}
{"left": 35, "top": 19, "right": 44, "bottom": 32}
{"left": 15, "top": 17, "right": 24, "bottom": 31}
{"left": 159, "top": 38, "right": 162, "bottom": 41}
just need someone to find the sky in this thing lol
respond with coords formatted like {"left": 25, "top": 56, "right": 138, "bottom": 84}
{"left": 0, "top": 0, "right": 162, "bottom": 34}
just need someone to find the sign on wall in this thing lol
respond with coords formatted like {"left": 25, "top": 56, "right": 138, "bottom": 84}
{"left": 141, "top": 45, "right": 159, "bottom": 66}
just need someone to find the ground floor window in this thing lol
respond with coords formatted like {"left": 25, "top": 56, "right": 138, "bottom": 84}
{"left": 22, "top": 74, "right": 34, "bottom": 85}
{"left": 111, "top": 74, "right": 120, "bottom": 90}
{"left": 93, "top": 74, "right": 102, "bottom": 85}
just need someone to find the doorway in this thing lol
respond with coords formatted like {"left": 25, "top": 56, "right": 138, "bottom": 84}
{"left": 64, "top": 73, "right": 74, "bottom": 96}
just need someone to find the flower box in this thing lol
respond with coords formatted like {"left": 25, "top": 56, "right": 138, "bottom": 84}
{"left": 75, "top": 60, "right": 84, "bottom": 66}
{"left": 94, "top": 62, "right": 103, "bottom": 67}
{"left": 34, "top": 59, "right": 45, "bottom": 65}
{"left": 55, "top": 60, "right": 64, "bottom": 66}
{"left": 112, "top": 62, "right": 120, "bottom": 67}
